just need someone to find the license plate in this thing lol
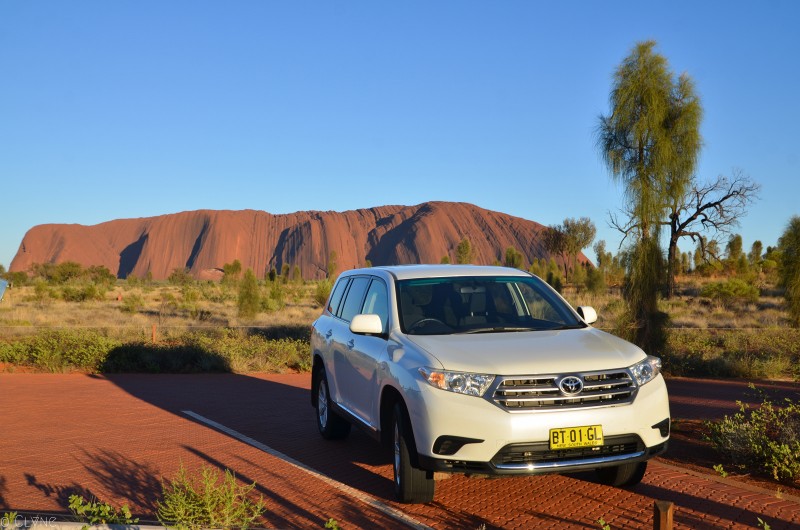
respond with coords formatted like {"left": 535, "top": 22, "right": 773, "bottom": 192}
{"left": 549, "top": 425, "right": 604, "bottom": 450}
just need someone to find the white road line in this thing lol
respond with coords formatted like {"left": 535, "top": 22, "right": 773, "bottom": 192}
{"left": 182, "top": 410, "right": 432, "bottom": 530}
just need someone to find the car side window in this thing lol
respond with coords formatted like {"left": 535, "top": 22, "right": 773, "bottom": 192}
{"left": 339, "top": 276, "right": 371, "bottom": 323}
{"left": 328, "top": 278, "right": 350, "bottom": 316}
{"left": 361, "top": 279, "right": 389, "bottom": 333}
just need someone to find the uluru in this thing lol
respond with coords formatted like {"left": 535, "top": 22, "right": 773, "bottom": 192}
{"left": 9, "top": 202, "right": 584, "bottom": 280}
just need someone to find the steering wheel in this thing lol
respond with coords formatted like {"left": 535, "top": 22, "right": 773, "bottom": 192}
{"left": 407, "top": 318, "right": 446, "bottom": 332}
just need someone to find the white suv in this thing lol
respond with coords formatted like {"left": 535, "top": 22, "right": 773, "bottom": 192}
{"left": 310, "top": 265, "right": 670, "bottom": 503}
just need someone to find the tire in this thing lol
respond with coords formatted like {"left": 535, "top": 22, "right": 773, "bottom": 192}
{"left": 392, "top": 402, "right": 435, "bottom": 503}
{"left": 314, "top": 368, "right": 351, "bottom": 440}
{"left": 595, "top": 461, "right": 647, "bottom": 487}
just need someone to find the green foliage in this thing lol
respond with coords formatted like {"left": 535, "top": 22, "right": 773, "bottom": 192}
{"left": 157, "top": 463, "right": 265, "bottom": 530}
{"left": 221, "top": 259, "right": 243, "bottom": 286}
{"left": 757, "top": 517, "right": 772, "bottom": 530}
{"left": 0, "top": 329, "right": 121, "bottom": 372}
{"left": 778, "top": 216, "right": 800, "bottom": 327}
{"left": 324, "top": 519, "right": 342, "bottom": 530}
{"left": 585, "top": 266, "right": 606, "bottom": 295}
{"left": 1, "top": 512, "right": 19, "bottom": 530}
{"left": 456, "top": 238, "right": 473, "bottom": 264}
{"left": 664, "top": 329, "right": 800, "bottom": 379}
{"left": 622, "top": 238, "right": 669, "bottom": 353}
{"left": 504, "top": 246, "right": 524, "bottom": 269}
{"left": 314, "top": 280, "right": 333, "bottom": 307}
{"left": 706, "top": 385, "right": 800, "bottom": 482}
{"left": 598, "top": 40, "right": 701, "bottom": 348}
{"left": 712, "top": 464, "right": 728, "bottom": 478}
{"left": 327, "top": 251, "right": 338, "bottom": 279}
{"left": 3, "top": 270, "right": 28, "bottom": 287}
{"left": 121, "top": 293, "right": 144, "bottom": 313}
{"left": 440, "top": 255, "right": 451, "bottom": 264}
{"left": 61, "top": 283, "right": 105, "bottom": 302}
{"left": 168, "top": 268, "right": 193, "bottom": 286}
{"left": 596, "top": 518, "right": 611, "bottom": 530}
{"left": 68, "top": 494, "right": 138, "bottom": 526}
{"left": 700, "top": 278, "right": 759, "bottom": 307}
{"left": 238, "top": 269, "right": 261, "bottom": 319}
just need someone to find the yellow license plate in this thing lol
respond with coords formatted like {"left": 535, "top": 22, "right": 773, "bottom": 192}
{"left": 549, "top": 425, "right": 604, "bottom": 450}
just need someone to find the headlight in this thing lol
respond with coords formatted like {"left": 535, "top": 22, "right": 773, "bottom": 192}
{"left": 419, "top": 368, "right": 495, "bottom": 397}
{"left": 629, "top": 355, "right": 661, "bottom": 386}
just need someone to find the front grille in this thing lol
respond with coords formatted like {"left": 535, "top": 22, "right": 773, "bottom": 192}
{"left": 490, "top": 369, "right": 636, "bottom": 411}
{"left": 492, "top": 435, "right": 644, "bottom": 467}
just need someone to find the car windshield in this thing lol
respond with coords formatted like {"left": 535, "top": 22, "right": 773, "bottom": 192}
{"left": 397, "top": 275, "right": 585, "bottom": 335}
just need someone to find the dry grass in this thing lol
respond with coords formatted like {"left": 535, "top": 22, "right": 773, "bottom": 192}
{"left": 1, "top": 275, "right": 796, "bottom": 378}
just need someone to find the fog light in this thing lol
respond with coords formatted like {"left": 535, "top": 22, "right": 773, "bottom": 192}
{"left": 652, "top": 418, "right": 670, "bottom": 437}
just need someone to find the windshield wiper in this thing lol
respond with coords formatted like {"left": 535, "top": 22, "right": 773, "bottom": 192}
{"left": 550, "top": 324, "right": 586, "bottom": 330}
{"left": 461, "top": 326, "right": 536, "bottom": 334}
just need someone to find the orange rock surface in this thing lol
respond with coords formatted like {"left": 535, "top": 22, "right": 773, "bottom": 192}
{"left": 10, "top": 202, "right": 586, "bottom": 280}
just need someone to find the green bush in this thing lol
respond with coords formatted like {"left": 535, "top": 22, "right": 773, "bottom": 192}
{"left": 313, "top": 280, "right": 332, "bottom": 307}
{"left": 664, "top": 329, "right": 800, "bottom": 378}
{"left": 2, "top": 329, "right": 121, "bottom": 372}
{"left": 700, "top": 278, "right": 759, "bottom": 307}
{"left": 68, "top": 494, "right": 138, "bottom": 526}
{"left": 157, "top": 464, "right": 265, "bottom": 530}
{"left": 706, "top": 385, "right": 800, "bottom": 482}
{"left": 121, "top": 293, "right": 144, "bottom": 313}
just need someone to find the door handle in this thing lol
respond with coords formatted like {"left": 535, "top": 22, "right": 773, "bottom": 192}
{"left": 347, "top": 339, "right": 355, "bottom": 349}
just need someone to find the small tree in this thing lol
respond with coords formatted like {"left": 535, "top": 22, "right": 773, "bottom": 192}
{"left": 440, "top": 255, "right": 451, "bottom": 264}
{"left": 456, "top": 238, "right": 473, "bottom": 264}
{"left": 222, "top": 259, "right": 243, "bottom": 286}
{"left": 237, "top": 269, "right": 260, "bottom": 320}
{"left": 778, "top": 216, "right": 800, "bottom": 327}
{"left": 168, "top": 268, "right": 193, "bottom": 286}
{"left": 504, "top": 247, "right": 524, "bottom": 269}
{"left": 327, "top": 251, "right": 338, "bottom": 279}
{"left": 749, "top": 240, "right": 764, "bottom": 269}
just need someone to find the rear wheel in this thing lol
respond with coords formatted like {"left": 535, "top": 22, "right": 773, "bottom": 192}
{"left": 595, "top": 461, "right": 647, "bottom": 487}
{"left": 392, "top": 402, "right": 435, "bottom": 503}
{"left": 314, "top": 368, "right": 351, "bottom": 440}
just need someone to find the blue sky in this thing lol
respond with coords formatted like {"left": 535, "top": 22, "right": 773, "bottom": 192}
{"left": 1, "top": 1, "right": 798, "bottom": 269}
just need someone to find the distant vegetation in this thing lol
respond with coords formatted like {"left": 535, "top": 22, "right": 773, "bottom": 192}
{"left": 0, "top": 243, "right": 799, "bottom": 379}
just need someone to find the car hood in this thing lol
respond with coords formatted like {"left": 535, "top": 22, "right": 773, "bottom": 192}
{"left": 404, "top": 328, "right": 646, "bottom": 375}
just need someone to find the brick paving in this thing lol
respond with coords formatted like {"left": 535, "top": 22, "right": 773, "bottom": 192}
{"left": 1, "top": 373, "right": 799, "bottom": 529}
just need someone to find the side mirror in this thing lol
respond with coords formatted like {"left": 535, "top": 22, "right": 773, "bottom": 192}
{"left": 576, "top": 306, "right": 598, "bottom": 325}
{"left": 350, "top": 314, "right": 384, "bottom": 335}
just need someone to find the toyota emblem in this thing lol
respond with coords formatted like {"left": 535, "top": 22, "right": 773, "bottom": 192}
{"left": 559, "top": 376, "right": 583, "bottom": 396}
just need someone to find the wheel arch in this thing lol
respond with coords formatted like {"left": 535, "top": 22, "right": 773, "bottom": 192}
{"left": 311, "top": 354, "right": 325, "bottom": 407}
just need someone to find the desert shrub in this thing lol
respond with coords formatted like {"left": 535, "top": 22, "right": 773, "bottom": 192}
{"left": 121, "top": 293, "right": 144, "bottom": 313}
{"left": 102, "top": 341, "right": 229, "bottom": 373}
{"left": 700, "top": 278, "right": 759, "bottom": 307}
{"left": 238, "top": 269, "right": 260, "bottom": 319}
{"left": 25, "top": 329, "right": 121, "bottom": 372}
{"left": 706, "top": 385, "right": 800, "bottom": 482}
{"left": 192, "top": 329, "right": 308, "bottom": 372}
{"left": 69, "top": 494, "right": 138, "bottom": 526}
{"left": 665, "top": 329, "right": 800, "bottom": 378}
{"left": 313, "top": 280, "right": 332, "bottom": 307}
{"left": 61, "top": 284, "right": 105, "bottom": 302}
{"left": 168, "top": 268, "right": 193, "bottom": 286}
{"left": 157, "top": 464, "right": 265, "bottom": 530}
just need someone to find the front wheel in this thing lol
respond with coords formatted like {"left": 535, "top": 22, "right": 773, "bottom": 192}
{"left": 392, "top": 402, "right": 435, "bottom": 503}
{"left": 314, "top": 368, "right": 351, "bottom": 440}
{"left": 595, "top": 461, "right": 647, "bottom": 487}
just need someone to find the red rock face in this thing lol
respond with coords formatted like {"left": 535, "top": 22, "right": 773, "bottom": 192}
{"left": 9, "top": 202, "right": 588, "bottom": 280}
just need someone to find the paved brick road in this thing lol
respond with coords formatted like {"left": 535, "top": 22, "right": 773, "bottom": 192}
{"left": 1, "top": 373, "right": 799, "bottom": 529}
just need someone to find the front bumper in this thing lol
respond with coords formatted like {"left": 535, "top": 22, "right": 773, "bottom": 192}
{"left": 419, "top": 435, "right": 668, "bottom": 475}
{"left": 406, "top": 373, "right": 671, "bottom": 474}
